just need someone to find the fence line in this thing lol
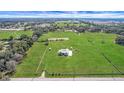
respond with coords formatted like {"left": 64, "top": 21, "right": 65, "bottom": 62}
{"left": 35, "top": 46, "right": 48, "bottom": 73}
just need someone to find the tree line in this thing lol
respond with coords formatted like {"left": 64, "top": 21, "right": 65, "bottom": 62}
{"left": 0, "top": 29, "right": 44, "bottom": 80}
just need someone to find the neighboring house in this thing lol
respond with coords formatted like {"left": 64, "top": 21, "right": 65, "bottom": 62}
{"left": 58, "top": 49, "right": 72, "bottom": 56}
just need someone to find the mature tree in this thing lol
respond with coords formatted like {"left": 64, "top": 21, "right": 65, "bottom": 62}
{"left": 44, "top": 40, "right": 49, "bottom": 46}
{"left": 12, "top": 53, "right": 23, "bottom": 64}
{"left": 33, "top": 31, "right": 43, "bottom": 37}
{"left": 120, "top": 32, "right": 124, "bottom": 36}
{"left": 20, "top": 34, "right": 29, "bottom": 41}
{"left": 0, "top": 52, "right": 5, "bottom": 59}
{"left": 0, "top": 59, "right": 6, "bottom": 71}
{"left": 115, "top": 35, "right": 124, "bottom": 45}
{"left": 32, "top": 35, "right": 38, "bottom": 42}
{"left": 8, "top": 36, "right": 14, "bottom": 41}
{"left": 6, "top": 60, "right": 16, "bottom": 72}
{"left": 0, "top": 43, "right": 3, "bottom": 50}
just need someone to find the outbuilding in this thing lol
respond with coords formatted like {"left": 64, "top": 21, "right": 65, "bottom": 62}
{"left": 48, "top": 38, "right": 69, "bottom": 41}
{"left": 58, "top": 49, "right": 72, "bottom": 56}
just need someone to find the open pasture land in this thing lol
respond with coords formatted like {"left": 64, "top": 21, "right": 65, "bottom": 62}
{"left": 0, "top": 30, "right": 33, "bottom": 39}
{"left": 54, "top": 21, "right": 89, "bottom": 27}
{"left": 14, "top": 31, "right": 124, "bottom": 78}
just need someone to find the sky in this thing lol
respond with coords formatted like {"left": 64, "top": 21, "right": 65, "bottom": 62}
{"left": 0, "top": 11, "right": 124, "bottom": 18}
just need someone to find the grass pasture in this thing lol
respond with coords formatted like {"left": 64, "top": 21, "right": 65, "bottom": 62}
{"left": 14, "top": 31, "right": 124, "bottom": 78}
{"left": 54, "top": 21, "right": 89, "bottom": 27}
{"left": 0, "top": 30, "right": 33, "bottom": 39}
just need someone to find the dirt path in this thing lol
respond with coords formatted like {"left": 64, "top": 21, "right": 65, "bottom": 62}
{"left": 40, "top": 71, "right": 45, "bottom": 78}
{"left": 10, "top": 77, "right": 124, "bottom": 81}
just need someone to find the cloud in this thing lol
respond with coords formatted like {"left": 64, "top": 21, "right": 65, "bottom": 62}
{"left": 0, "top": 11, "right": 124, "bottom": 18}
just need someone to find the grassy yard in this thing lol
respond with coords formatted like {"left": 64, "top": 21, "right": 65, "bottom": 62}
{"left": 0, "top": 30, "right": 33, "bottom": 39}
{"left": 14, "top": 31, "right": 124, "bottom": 78}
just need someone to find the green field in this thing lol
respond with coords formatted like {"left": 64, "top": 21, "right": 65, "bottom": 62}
{"left": 54, "top": 21, "right": 89, "bottom": 27}
{"left": 0, "top": 31, "right": 33, "bottom": 39}
{"left": 14, "top": 31, "right": 124, "bottom": 78}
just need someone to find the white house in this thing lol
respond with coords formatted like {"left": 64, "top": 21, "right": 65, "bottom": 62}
{"left": 58, "top": 49, "right": 72, "bottom": 56}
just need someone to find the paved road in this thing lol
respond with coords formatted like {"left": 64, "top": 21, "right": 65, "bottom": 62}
{"left": 10, "top": 77, "right": 124, "bottom": 81}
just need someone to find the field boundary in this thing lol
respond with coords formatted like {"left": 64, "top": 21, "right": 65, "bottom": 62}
{"left": 35, "top": 46, "right": 48, "bottom": 73}
{"left": 87, "top": 37, "right": 123, "bottom": 74}
{"left": 101, "top": 53, "right": 123, "bottom": 74}
{"left": 11, "top": 77, "right": 124, "bottom": 81}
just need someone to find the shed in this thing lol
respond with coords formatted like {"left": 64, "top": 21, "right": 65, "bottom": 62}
{"left": 58, "top": 49, "right": 72, "bottom": 56}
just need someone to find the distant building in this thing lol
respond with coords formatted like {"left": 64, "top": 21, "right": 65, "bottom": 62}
{"left": 58, "top": 49, "right": 72, "bottom": 56}
{"left": 48, "top": 38, "right": 69, "bottom": 41}
{"left": 40, "top": 23, "right": 51, "bottom": 27}
{"left": 0, "top": 28, "right": 24, "bottom": 31}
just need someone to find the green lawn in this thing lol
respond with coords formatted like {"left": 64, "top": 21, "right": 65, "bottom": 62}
{"left": 14, "top": 31, "right": 124, "bottom": 78}
{"left": 0, "top": 30, "right": 33, "bottom": 39}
